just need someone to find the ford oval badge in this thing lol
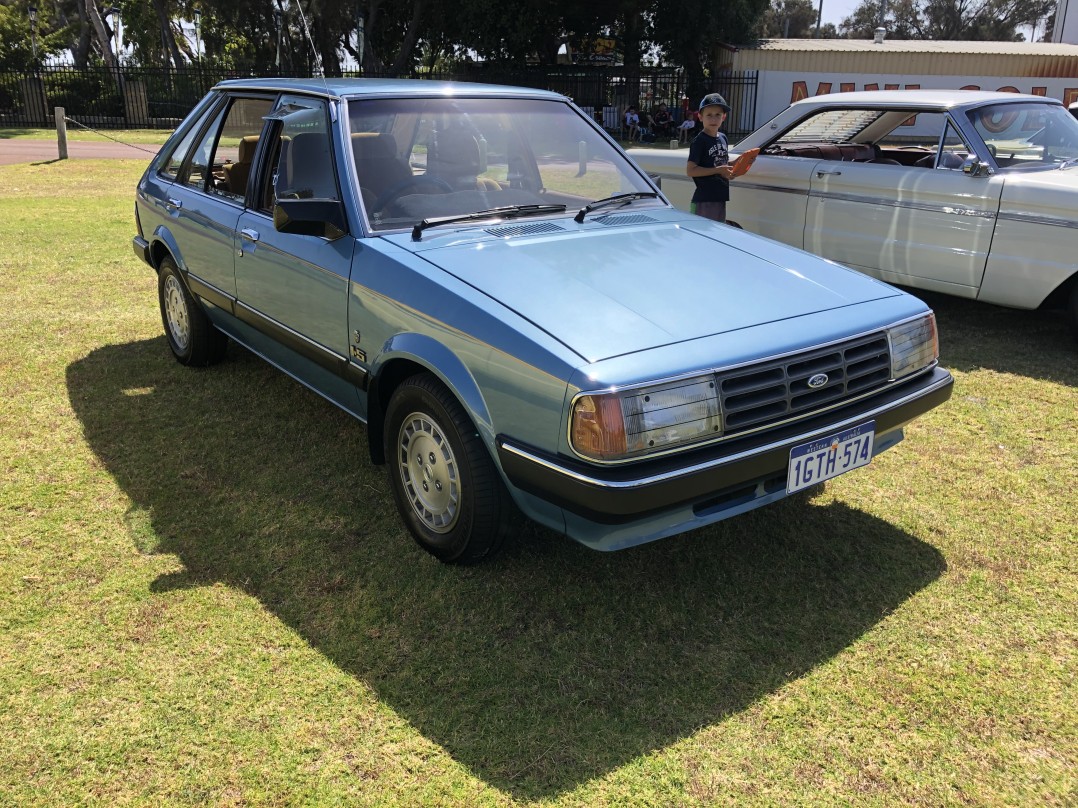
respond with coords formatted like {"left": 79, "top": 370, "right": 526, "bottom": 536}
{"left": 808, "top": 373, "right": 829, "bottom": 389}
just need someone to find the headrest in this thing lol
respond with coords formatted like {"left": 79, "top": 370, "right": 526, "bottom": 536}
{"left": 432, "top": 128, "right": 481, "bottom": 171}
{"left": 237, "top": 135, "right": 259, "bottom": 162}
{"left": 351, "top": 132, "right": 397, "bottom": 162}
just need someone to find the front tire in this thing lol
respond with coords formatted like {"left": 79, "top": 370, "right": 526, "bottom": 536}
{"left": 157, "top": 257, "right": 227, "bottom": 366}
{"left": 384, "top": 373, "right": 512, "bottom": 564}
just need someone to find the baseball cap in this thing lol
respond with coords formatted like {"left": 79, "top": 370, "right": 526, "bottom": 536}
{"left": 698, "top": 93, "right": 730, "bottom": 112}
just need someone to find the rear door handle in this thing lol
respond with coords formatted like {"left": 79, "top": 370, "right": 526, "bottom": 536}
{"left": 240, "top": 228, "right": 260, "bottom": 242}
{"left": 166, "top": 197, "right": 182, "bottom": 210}
{"left": 815, "top": 170, "right": 842, "bottom": 177}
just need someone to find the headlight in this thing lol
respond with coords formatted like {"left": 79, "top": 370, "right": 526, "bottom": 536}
{"left": 888, "top": 313, "right": 939, "bottom": 380}
{"left": 570, "top": 375, "right": 722, "bottom": 462}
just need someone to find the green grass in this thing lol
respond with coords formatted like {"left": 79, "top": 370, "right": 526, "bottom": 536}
{"left": 1, "top": 157, "right": 1075, "bottom": 806}
{"left": 0, "top": 127, "right": 174, "bottom": 144}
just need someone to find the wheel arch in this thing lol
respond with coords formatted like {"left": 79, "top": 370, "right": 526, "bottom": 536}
{"left": 366, "top": 334, "right": 494, "bottom": 467}
{"left": 147, "top": 226, "right": 186, "bottom": 275}
{"left": 1039, "top": 268, "right": 1078, "bottom": 310}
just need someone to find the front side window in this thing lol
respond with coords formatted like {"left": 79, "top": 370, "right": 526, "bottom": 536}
{"left": 253, "top": 96, "right": 339, "bottom": 217}
{"left": 346, "top": 96, "right": 655, "bottom": 231}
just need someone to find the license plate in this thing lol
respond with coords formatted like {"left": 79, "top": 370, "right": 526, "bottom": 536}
{"left": 787, "top": 421, "right": 875, "bottom": 494}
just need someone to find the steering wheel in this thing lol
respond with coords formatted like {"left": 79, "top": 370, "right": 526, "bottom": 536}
{"left": 372, "top": 176, "right": 453, "bottom": 213}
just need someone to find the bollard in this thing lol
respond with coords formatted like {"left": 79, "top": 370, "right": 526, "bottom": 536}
{"left": 55, "top": 107, "right": 68, "bottom": 160}
{"left": 669, "top": 139, "right": 678, "bottom": 149}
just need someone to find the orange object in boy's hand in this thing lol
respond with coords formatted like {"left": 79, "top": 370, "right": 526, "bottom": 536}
{"left": 730, "top": 148, "right": 760, "bottom": 178}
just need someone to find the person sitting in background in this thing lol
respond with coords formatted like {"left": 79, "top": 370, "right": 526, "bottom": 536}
{"left": 651, "top": 103, "right": 673, "bottom": 139}
{"left": 624, "top": 106, "right": 641, "bottom": 141}
{"left": 678, "top": 110, "right": 697, "bottom": 144}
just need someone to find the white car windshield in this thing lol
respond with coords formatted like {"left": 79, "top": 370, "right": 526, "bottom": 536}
{"left": 345, "top": 96, "right": 656, "bottom": 231}
{"left": 967, "top": 102, "right": 1078, "bottom": 170}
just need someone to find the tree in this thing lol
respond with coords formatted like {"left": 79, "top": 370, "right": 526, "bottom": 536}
{"left": 652, "top": 0, "right": 770, "bottom": 102}
{"left": 756, "top": 0, "right": 823, "bottom": 37}
{"left": 838, "top": 0, "right": 1055, "bottom": 40}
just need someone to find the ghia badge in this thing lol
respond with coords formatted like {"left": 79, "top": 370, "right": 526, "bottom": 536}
{"left": 807, "top": 373, "right": 829, "bottom": 389}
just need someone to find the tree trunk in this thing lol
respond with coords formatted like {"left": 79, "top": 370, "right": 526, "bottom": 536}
{"left": 150, "top": 0, "right": 185, "bottom": 68}
{"left": 389, "top": 0, "right": 425, "bottom": 76}
{"left": 85, "top": 0, "right": 117, "bottom": 69}
{"left": 72, "top": 0, "right": 93, "bottom": 68}
{"left": 362, "top": 1, "right": 386, "bottom": 72}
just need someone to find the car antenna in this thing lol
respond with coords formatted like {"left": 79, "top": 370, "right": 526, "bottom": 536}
{"left": 290, "top": 0, "right": 325, "bottom": 80}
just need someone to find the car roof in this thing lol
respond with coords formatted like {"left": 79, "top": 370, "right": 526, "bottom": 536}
{"left": 212, "top": 77, "right": 566, "bottom": 102}
{"left": 790, "top": 89, "right": 1061, "bottom": 111}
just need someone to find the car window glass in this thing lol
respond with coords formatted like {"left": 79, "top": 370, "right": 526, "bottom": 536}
{"left": 968, "top": 102, "right": 1078, "bottom": 169}
{"left": 778, "top": 109, "right": 882, "bottom": 143}
{"left": 161, "top": 115, "right": 208, "bottom": 180}
{"left": 876, "top": 111, "right": 946, "bottom": 150}
{"left": 183, "top": 105, "right": 227, "bottom": 191}
{"left": 267, "top": 96, "right": 339, "bottom": 206}
{"left": 208, "top": 96, "right": 274, "bottom": 200}
{"left": 347, "top": 97, "right": 653, "bottom": 231}
{"left": 936, "top": 121, "right": 972, "bottom": 169}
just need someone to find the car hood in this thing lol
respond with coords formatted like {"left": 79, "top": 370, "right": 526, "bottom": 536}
{"left": 387, "top": 216, "right": 901, "bottom": 363}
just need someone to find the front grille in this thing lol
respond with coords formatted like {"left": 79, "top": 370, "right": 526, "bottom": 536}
{"left": 719, "top": 333, "right": 891, "bottom": 434}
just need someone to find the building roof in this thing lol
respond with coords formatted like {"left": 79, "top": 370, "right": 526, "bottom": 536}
{"left": 729, "top": 37, "right": 1078, "bottom": 77}
{"left": 746, "top": 38, "right": 1078, "bottom": 56}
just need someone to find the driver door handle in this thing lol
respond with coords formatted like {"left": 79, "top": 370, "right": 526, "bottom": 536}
{"left": 240, "top": 228, "right": 260, "bottom": 242}
{"left": 816, "top": 169, "right": 842, "bottom": 177}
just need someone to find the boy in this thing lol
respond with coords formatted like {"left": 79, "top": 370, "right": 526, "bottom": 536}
{"left": 686, "top": 93, "right": 733, "bottom": 223}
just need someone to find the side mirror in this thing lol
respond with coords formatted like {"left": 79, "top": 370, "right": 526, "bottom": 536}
{"left": 273, "top": 198, "right": 347, "bottom": 239}
{"left": 962, "top": 157, "right": 992, "bottom": 178}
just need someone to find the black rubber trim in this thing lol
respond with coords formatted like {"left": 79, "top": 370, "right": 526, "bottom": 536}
{"left": 185, "top": 273, "right": 236, "bottom": 315}
{"left": 233, "top": 300, "right": 369, "bottom": 391}
{"left": 132, "top": 236, "right": 151, "bottom": 266}
{"left": 497, "top": 367, "right": 953, "bottom": 524}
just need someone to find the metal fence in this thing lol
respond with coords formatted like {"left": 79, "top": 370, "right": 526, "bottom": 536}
{"left": 0, "top": 64, "right": 758, "bottom": 138}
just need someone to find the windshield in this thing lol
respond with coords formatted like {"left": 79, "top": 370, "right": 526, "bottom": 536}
{"left": 967, "top": 102, "right": 1078, "bottom": 170}
{"left": 345, "top": 96, "right": 656, "bottom": 231}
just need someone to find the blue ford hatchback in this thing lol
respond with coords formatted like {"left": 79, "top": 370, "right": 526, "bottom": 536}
{"left": 133, "top": 78, "right": 953, "bottom": 563}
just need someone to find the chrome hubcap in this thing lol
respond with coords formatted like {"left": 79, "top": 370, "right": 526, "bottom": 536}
{"left": 397, "top": 412, "right": 460, "bottom": 533}
{"left": 163, "top": 275, "right": 190, "bottom": 351}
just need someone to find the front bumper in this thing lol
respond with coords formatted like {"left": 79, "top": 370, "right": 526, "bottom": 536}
{"left": 497, "top": 366, "right": 953, "bottom": 526}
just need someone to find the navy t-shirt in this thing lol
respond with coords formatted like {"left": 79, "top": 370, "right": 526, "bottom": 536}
{"left": 688, "top": 131, "right": 730, "bottom": 203}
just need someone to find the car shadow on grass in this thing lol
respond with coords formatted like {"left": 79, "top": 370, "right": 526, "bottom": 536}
{"left": 908, "top": 289, "right": 1076, "bottom": 385}
{"left": 67, "top": 337, "right": 946, "bottom": 800}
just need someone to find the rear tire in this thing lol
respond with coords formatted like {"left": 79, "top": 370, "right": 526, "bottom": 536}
{"left": 158, "top": 257, "right": 227, "bottom": 366}
{"left": 384, "top": 373, "right": 512, "bottom": 564}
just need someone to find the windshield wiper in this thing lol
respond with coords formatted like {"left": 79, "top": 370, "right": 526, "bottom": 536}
{"left": 1059, "top": 158, "right": 1078, "bottom": 171}
{"left": 574, "top": 191, "right": 660, "bottom": 223}
{"left": 411, "top": 204, "right": 566, "bottom": 240}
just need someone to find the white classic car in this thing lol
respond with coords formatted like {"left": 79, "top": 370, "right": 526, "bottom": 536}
{"left": 630, "top": 90, "right": 1078, "bottom": 338}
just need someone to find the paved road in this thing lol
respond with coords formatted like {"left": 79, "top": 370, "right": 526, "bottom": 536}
{"left": 0, "top": 139, "right": 158, "bottom": 165}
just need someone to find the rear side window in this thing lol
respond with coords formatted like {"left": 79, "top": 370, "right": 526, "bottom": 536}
{"left": 161, "top": 118, "right": 205, "bottom": 180}
{"left": 180, "top": 96, "right": 274, "bottom": 198}
{"left": 211, "top": 97, "right": 275, "bottom": 199}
